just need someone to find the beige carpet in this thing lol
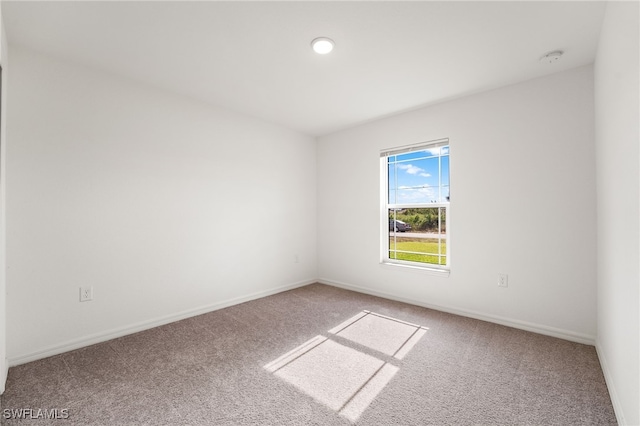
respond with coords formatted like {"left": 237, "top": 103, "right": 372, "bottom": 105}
{"left": 0, "top": 283, "right": 616, "bottom": 425}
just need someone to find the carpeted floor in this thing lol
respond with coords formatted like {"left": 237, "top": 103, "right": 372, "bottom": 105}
{"left": 0, "top": 283, "right": 616, "bottom": 425}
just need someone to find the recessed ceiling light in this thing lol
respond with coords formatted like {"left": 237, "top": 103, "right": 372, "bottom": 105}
{"left": 311, "top": 37, "right": 334, "bottom": 55}
{"left": 539, "top": 50, "right": 564, "bottom": 64}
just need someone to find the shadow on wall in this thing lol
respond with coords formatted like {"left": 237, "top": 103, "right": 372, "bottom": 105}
{"left": 264, "top": 311, "right": 428, "bottom": 422}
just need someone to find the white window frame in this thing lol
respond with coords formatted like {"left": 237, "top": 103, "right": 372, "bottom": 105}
{"left": 380, "top": 138, "right": 450, "bottom": 275}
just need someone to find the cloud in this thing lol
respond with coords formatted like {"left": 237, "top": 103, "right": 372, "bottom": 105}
{"left": 396, "top": 185, "right": 436, "bottom": 204}
{"left": 425, "top": 148, "right": 440, "bottom": 156}
{"left": 398, "top": 164, "right": 430, "bottom": 177}
{"left": 424, "top": 146, "right": 448, "bottom": 156}
{"left": 397, "top": 164, "right": 421, "bottom": 175}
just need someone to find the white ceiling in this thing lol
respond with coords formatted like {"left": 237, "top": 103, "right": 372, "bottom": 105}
{"left": 3, "top": 1, "right": 607, "bottom": 137}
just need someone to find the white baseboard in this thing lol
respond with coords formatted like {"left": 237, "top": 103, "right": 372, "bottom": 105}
{"left": 318, "top": 277, "right": 596, "bottom": 346}
{"left": 0, "top": 359, "right": 7, "bottom": 394}
{"left": 595, "top": 340, "right": 626, "bottom": 425}
{"left": 8, "top": 278, "right": 316, "bottom": 367}
{"left": 8, "top": 276, "right": 597, "bottom": 367}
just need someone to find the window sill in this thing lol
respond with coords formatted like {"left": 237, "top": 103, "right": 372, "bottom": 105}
{"left": 380, "top": 261, "right": 450, "bottom": 277}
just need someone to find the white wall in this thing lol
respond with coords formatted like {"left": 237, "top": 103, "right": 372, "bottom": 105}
{"left": 318, "top": 66, "right": 596, "bottom": 343}
{"left": 0, "top": 5, "right": 8, "bottom": 393}
{"left": 6, "top": 46, "right": 317, "bottom": 363}
{"left": 594, "top": 2, "right": 640, "bottom": 425}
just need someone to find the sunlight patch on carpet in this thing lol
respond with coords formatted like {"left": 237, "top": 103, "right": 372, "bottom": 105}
{"left": 264, "top": 311, "right": 427, "bottom": 422}
{"left": 273, "top": 339, "right": 387, "bottom": 411}
{"left": 330, "top": 311, "right": 428, "bottom": 359}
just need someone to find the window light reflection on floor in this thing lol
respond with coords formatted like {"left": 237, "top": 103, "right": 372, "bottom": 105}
{"left": 264, "top": 311, "right": 428, "bottom": 422}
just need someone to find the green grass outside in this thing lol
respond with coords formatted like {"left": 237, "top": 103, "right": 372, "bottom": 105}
{"left": 389, "top": 239, "right": 447, "bottom": 265}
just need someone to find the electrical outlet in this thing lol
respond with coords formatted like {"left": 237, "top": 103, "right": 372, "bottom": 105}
{"left": 294, "top": 254, "right": 299, "bottom": 264}
{"left": 80, "top": 286, "right": 93, "bottom": 302}
{"left": 498, "top": 273, "right": 508, "bottom": 288}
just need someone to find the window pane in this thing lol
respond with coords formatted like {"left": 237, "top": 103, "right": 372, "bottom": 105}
{"left": 440, "top": 155, "right": 449, "bottom": 187}
{"left": 388, "top": 147, "right": 449, "bottom": 205}
{"left": 387, "top": 163, "right": 396, "bottom": 203}
{"left": 442, "top": 185, "right": 450, "bottom": 202}
{"left": 439, "top": 206, "right": 447, "bottom": 234}
{"left": 388, "top": 207, "right": 447, "bottom": 266}
{"left": 384, "top": 142, "right": 449, "bottom": 269}
{"left": 396, "top": 149, "right": 435, "bottom": 161}
{"left": 390, "top": 156, "right": 440, "bottom": 204}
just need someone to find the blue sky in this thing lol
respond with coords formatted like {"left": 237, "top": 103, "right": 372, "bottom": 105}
{"left": 388, "top": 146, "right": 449, "bottom": 205}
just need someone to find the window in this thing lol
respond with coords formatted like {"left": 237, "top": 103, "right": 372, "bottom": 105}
{"left": 381, "top": 139, "right": 450, "bottom": 271}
